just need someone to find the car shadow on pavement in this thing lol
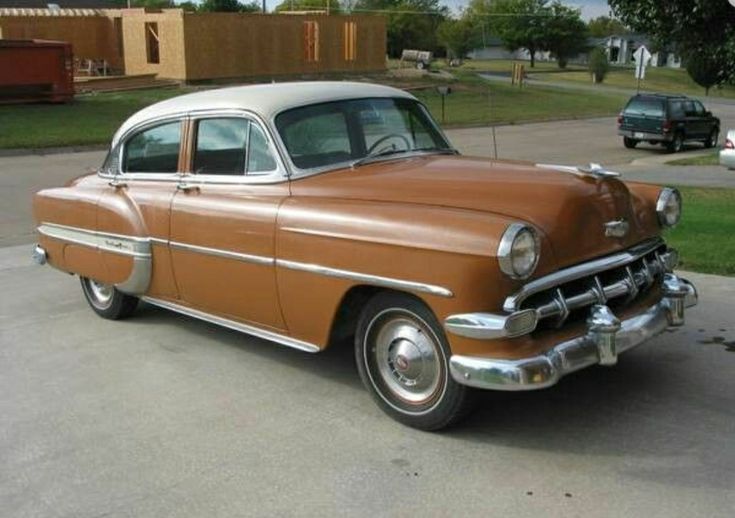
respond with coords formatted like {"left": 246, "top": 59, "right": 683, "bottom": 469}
{"left": 133, "top": 301, "right": 364, "bottom": 391}
{"left": 133, "top": 303, "right": 734, "bottom": 490}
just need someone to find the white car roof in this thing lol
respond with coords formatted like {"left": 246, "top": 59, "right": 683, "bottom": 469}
{"left": 113, "top": 81, "right": 416, "bottom": 144}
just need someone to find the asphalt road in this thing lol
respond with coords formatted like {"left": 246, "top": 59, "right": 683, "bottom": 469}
{"left": 2, "top": 110, "right": 735, "bottom": 247}
{"left": 2, "top": 244, "right": 735, "bottom": 517}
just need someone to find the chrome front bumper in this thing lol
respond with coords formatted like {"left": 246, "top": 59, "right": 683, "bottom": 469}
{"left": 448, "top": 275, "right": 697, "bottom": 391}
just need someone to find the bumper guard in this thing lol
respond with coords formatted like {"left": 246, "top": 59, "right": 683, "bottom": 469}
{"left": 448, "top": 274, "right": 697, "bottom": 391}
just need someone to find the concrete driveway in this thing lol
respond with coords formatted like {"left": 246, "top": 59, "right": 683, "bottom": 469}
{"left": 2, "top": 243, "right": 735, "bottom": 517}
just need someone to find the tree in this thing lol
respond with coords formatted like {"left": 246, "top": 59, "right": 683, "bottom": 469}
{"left": 587, "top": 16, "right": 627, "bottom": 38}
{"left": 177, "top": 1, "right": 199, "bottom": 11}
{"left": 274, "top": 0, "right": 343, "bottom": 13}
{"left": 437, "top": 18, "right": 479, "bottom": 60}
{"left": 686, "top": 55, "right": 723, "bottom": 96}
{"left": 609, "top": 0, "right": 735, "bottom": 84}
{"left": 478, "top": 0, "right": 550, "bottom": 68}
{"left": 354, "top": 0, "right": 447, "bottom": 57}
{"left": 132, "top": 0, "right": 175, "bottom": 8}
{"left": 544, "top": 2, "right": 588, "bottom": 68}
{"left": 199, "top": 0, "right": 262, "bottom": 11}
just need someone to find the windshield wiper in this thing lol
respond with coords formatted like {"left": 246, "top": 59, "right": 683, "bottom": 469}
{"left": 350, "top": 147, "right": 458, "bottom": 168}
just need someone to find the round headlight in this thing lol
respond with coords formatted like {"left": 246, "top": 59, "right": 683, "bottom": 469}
{"left": 656, "top": 188, "right": 682, "bottom": 228}
{"left": 498, "top": 224, "right": 540, "bottom": 280}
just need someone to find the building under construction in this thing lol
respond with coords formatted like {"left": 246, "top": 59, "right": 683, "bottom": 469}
{"left": 0, "top": 8, "right": 387, "bottom": 81}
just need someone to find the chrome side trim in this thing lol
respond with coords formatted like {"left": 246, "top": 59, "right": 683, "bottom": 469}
{"left": 38, "top": 223, "right": 452, "bottom": 297}
{"left": 450, "top": 276, "right": 698, "bottom": 391}
{"left": 38, "top": 222, "right": 151, "bottom": 258}
{"left": 169, "top": 240, "right": 273, "bottom": 266}
{"left": 37, "top": 222, "right": 152, "bottom": 296}
{"left": 504, "top": 238, "right": 664, "bottom": 312}
{"left": 141, "top": 297, "right": 320, "bottom": 353}
{"left": 276, "top": 259, "right": 454, "bottom": 298}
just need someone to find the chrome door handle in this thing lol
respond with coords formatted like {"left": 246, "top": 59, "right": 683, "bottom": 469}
{"left": 176, "top": 182, "right": 200, "bottom": 192}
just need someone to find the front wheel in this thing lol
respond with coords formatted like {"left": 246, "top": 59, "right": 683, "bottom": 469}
{"left": 667, "top": 132, "right": 684, "bottom": 153}
{"left": 80, "top": 277, "right": 138, "bottom": 320}
{"left": 623, "top": 137, "right": 638, "bottom": 149}
{"left": 705, "top": 128, "right": 719, "bottom": 149}
{"left": 355, "top": 292, "right": 473, "bottom": 430}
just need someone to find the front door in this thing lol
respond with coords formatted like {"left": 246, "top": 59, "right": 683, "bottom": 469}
{"left": 169, "top": 114, "right": 289, "bottom": 331}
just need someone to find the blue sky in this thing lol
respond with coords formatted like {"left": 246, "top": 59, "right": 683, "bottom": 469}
{"left": 245, "top": 0, "right": 611, "bottom": 20}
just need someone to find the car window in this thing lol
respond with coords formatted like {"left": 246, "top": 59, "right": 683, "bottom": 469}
{"left": 276, "top": 97, "right": 451, "bottom": 171}
{"left": 194, "top": 118, "right": 249, "bottom": 175}
{"left": 278, "top": 108, "right": 353, "bottom": 169}
{"left": 247, "top": 123, "right": 278, "bottom": 174}
{"left": 123, "top": 121, "right": 181, "bottom": 173}
{"left": 669, "top": 101, "right": 685, "bottom": 119}
{"left": 683, "top": 101, "right": 697, "bottom": 117}
{"left": 693, "top": 101, "right": 706, "bottom": 116}
{"left": 623, "top": 98, "right": 665, "bottom": 117}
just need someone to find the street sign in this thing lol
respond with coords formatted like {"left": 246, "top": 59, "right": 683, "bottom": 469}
{"left": 633, "top": 45, "right": 652, "bottom": 86}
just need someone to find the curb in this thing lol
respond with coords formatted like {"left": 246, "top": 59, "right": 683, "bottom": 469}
{"left": 0, "top": 144, "right": 108, "bottom": 158}
{"left": 630, "top": 149, "right": 716, "bottom": 167}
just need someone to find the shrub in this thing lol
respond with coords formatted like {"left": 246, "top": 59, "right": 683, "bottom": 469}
{"left": 589, "top": 47, "right": 610, "bottom": 83}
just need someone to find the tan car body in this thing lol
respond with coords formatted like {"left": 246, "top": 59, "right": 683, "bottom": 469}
{"left": 35, "top": 145, "right": 663, "bottom": 361}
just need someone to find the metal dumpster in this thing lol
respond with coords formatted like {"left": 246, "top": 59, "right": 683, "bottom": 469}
{"left": 0, "top": 39, "right": 74, "bottom": 103}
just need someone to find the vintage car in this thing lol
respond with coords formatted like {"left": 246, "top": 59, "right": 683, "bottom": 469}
{"left": 33, "top": 82, "right": 698, "bottom": 430}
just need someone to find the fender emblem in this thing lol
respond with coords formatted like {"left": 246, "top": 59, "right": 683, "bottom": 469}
{"left": 604, "top": 219, "right": 630, "bottom": 238}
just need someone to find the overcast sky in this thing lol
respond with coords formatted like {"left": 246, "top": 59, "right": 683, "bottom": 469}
{"left": 247, "top": 0, "right": 612, "bottom": 20}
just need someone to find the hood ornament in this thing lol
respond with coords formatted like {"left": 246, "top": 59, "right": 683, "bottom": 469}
{"left": 604, "top": 219, "right": 630, "bottom": 238}
{"left": 536, "top": 162, "right": 621, "bottom": 179}
{"left": 578, "top": 163, "right": 621, "bottom": 179}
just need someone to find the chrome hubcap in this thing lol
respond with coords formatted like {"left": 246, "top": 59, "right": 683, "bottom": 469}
{"left": 88, "top": 279, "right": 114, "bottom": 307}
{"left": 372, "top": 315, "right": 441, "bottom": 404}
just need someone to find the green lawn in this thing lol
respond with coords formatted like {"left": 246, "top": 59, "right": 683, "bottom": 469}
{"left": 0, "top": 87, "right": 195, "bottom": 149}
{"left": 0, "top": 74, "right": 628, "bottom": 149}
{"left": 532, "top": 65, "right": 735, "bottom": 99}
{"left": 666, "top": 187, "right": 735, "bottom": 276}
{"left": 667, "top": 152, "right": 720, "bottom": 166}
{"left": 392, "top": 70, "right": 627, "bottom": 127}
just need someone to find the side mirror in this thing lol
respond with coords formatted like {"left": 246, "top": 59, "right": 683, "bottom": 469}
{"left": 705, "top": 111, "right": 713, "bottom": 117}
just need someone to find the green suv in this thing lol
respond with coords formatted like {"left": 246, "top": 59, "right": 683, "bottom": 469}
{"left": 617, "top": 94, "right": 720, "bottom": 153}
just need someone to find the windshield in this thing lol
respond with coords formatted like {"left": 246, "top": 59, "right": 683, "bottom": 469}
{"left": 624, "top": 98, "right": 665, "bottom": 118}
{"left": 275, "top": 97, "right": 453, "bottom": 171}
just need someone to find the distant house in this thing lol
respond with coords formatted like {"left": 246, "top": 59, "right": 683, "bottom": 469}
{"left": 468, "top": 37, "right": 552, "bottom": 63}
{"left": 603, "top": 34, "right": 681, "bottom": 68}
{"left": 468, "top": 33, "right": 681, "bottom": 69}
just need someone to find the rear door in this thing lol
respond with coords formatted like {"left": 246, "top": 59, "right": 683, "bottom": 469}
{"left": 96, "top": 116, "right": 186, "bottom": 299}
{"left": 168, "top": 112, "right": 289, "bottom": 330}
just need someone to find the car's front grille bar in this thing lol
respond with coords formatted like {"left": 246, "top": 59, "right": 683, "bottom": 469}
{"left": 504, "top": 239, "right": 675, "bottom": 329}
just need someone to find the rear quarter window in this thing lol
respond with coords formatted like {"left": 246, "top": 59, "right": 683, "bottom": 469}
{"left": 624, "top": 98, "right": 665, "bottom": 118}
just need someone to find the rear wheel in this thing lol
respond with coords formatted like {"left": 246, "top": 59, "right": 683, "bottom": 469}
{"left": 705, "top": 128, "right": 719, "bottom": 149}
{"left": 355, "top": 292, "right": 473, "bottom": 430}
{"left": 80, "top": 277, "right": 138, "bottom": 320}
{"left": 623, "top": 137, "right": 638, "bottom": 149}
{"left": 667, "top": 132, "right": 684, "bottom": 153}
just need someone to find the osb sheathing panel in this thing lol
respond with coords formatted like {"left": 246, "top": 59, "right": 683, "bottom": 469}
{"left": 182, "top": 14, "right": 386, "bottom": 81}
{"left": 121, "top": 11, "right": 186, "bottom": 80}
{"left": 0, "top": 15, "right": 123, "bottom": 68}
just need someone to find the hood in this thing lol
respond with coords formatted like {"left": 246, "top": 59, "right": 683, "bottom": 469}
{"left": 292, "top": 155, "right": 661, "bottom": 268}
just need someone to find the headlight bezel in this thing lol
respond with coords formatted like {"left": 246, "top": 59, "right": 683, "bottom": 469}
{"left": 656, "top": 187, "right": 682, "bottom": 228}
{"left": 497, "top": 223, "right": 541, "bottom": 280}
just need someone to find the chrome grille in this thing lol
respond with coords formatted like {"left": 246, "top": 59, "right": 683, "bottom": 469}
{"left": 504, "top": 239, "right": 674, "bottom": 329}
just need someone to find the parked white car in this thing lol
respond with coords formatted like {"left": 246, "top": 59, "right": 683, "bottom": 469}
{"left": 721, "top": 129, "right": 735, "bottom": 169}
